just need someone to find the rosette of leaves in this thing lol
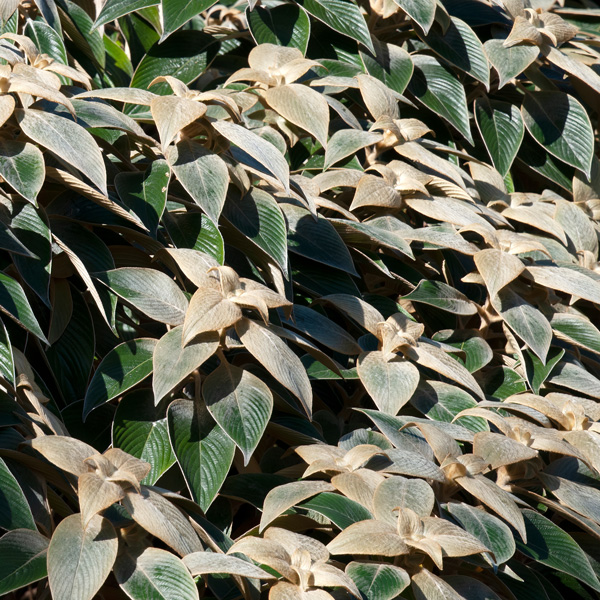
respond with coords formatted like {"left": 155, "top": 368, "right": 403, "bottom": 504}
{"left": 1, "top": 0, "right": 600, "bottom": 598}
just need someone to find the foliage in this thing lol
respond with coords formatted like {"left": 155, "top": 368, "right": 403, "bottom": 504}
{"left": 0, "top": 0, "right": 600, "bottom": 598}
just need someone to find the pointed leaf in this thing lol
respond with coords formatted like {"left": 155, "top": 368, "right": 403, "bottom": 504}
{"left": 483, "top": 39, "right": 538, "bottom": 88}
{"left": 346, "top": 562, "right": 409, "bottom": 600}
{"left": 160, "top": 0, "right": 218, "bottom": 40}
{"left": 0, "top": 272, "right": 46, "bottom": 342}
{"left": 0, "top": 457, "right": 35, "bottom": 531}
{"left": 0, "top": 529, "right": 48, "bottom": 595}
{"left": 248, "top": 4, "right": 311, "bottom": 53}
{"left": 0, "top": 139, "right": 44, "bottom": 204}
{"left": 392, "top": 0, "right": 435, "bottom": 32}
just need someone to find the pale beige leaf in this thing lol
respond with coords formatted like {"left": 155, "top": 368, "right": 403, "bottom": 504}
{"left": 270, "top": 582, "right": 333, "bottom": 600}
{"left": 544, "top": 46, "right": 600, "bottom": 97}
{"left": 421, "top": 516, "right": 490, "bottom": 557}
{"left": 183, "top": 288, "right": 242, "bottom": 343}
{"left": 265, "top": 527, "right": 329, "bottom": 563}
{"left": 373, "top": 476, "right": 434, "bottom": 523}
{"left": 263, "top": 84, "right": 330, "bottom": 147}
{"left": 28, "top": 435, "right": 96, "bottom": 476}
{"left": 260, "top": 480, "right": 334, "bottom": 531}
{"left": 0, "top": 94, "right": 15, "bottom": 128}
{"left": 248, "top": 43, "right": 303, "bottom": 72}
{"left": 151, "top": 95, "right": 207, "bottom": 150}
{"left": 122, "top": 487, "right": 202, "bottom": 556}
{"left": 331, "top": 470, "right": 384, "bottom": 512}
{"left": 236, "top": 317, "right": 312, "bottom": 417}
{"left": 351, "top": 175, "right": 400, "bottom": 211}
{"left": 356, "top": 74, "right": 399, "bottom": 120}
{"left": 526, "top": 265, "right": 600, "bottom": 305}
{"left": 327, "top": 520, "right": 408, "bottom": 556}
{"left": 502, "top": 205, "right": 567, "bottom": 244}
{"left": 157, "top": 248, "right": 219, "bottom": 288}
{"left": 405, "top": 197, "right": 489, "bottom": 228}
{"left": 78, "top": 472, "right": 125, "bottom": 526}
{"left": 401, "top": 227, "right": 480, "bottom": 255}
{"left": 411, "top": 569, "right": 466, "bottom": 600}
{"left": 312, "top": 563, "right": 361, "bottom": 597}
{"left": 474, "top": 249, "right": 524, "bottom": 298}
{"left": 228, "top": 536, "right": 295, "bottom": 580}
{"left": 320, "top": 294, "right": 384, "bottom": 336}
{"left": 183, "top": 551, "right": 275, "bottom": 578}
{"left": 75, "top": 87, "right": 157, "bottom": 105}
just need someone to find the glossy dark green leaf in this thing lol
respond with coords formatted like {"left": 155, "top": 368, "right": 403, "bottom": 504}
{"left": 223, "top": 188, "right": 288, "bottom": 275}
{"left": 392, "top": 0, "right": 435, "bottom": 33}
{"left": 423, "top": 17, "right": 489, "bottom": 86}
{"left": 63, "top": 0, "right": 105, "bottom": 68}
{"left": 516, "top": 510, "right": 600, "bottom": 592}
{"left": 523, "top": 347, "right": 564, "bottom": 394}
{"left": 0, "top": 529, "right": 48, "bottom": 595}
{"left": 95, "top": 0, "right": 159, "bottom": 28}
{"left": 300, "top": 0, "right": 373, "bottom": 51}
{"left": 281, "top": 202, "right": 357, "bottom": 276}
{"left": 522, "top": 91, "right": 594, "bottom": 176}
{"left": 346, "top": 561, "right": 409, "bottom": 600}
{"left": 26, "top": 20, "right": 67, "bottom": 63}
{"left": 0, "top": 272, "right": 46, "bottom": 342}
{"left": 248, "top": 4, "right": 311, "bottom": 53}
{"left": 167, "top": 398, "right": 235, "bottom": 512}
{"left": 84, "top": 338, "right": 157, "bottom": 419}
{"left": 0, "top": 458, "right": 35, "bottom": 531}
{"left": 408, "top": 55, "right": 472, "bottom": 144}
{"left": 163, "top": 211, "right": 224, "bottom": 264}
{"left": 0, "top": 319, "right": 14, "bottom": 386}
{"left": 361, "top": 41, "right": 413, "bottom": 95}
{"left": 0, "top": 139, "right": 44, "bottom": 204}
{"left": 298, "top": 492, "right": 373, "bottom": 529}
{"left": 483, "top": 39, "right": 538, "bottom": 89}
{"left": 203, "top": 362, "right": 273, "bottom": 465}
{"left": 160, "top": 0, "right": 218, "bottom": 40}
{"left": 115, "top": 160, "right": 170, "bottom": 237}
{"left": 475, "top": 98, "right": 524, "bottom": 177}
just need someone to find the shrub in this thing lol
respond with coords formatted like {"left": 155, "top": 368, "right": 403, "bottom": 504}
{"left": 0, "top": 0, "right": 600, "bottom": 598}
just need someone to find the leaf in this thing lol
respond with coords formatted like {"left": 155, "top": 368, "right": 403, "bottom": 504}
{"left": 264, "top": 84, "right": 330, "bottom": 147}
{"left": 0, "top": 529, "right": 48, "bottom": 595}
{"left": 167, "top": 140, "right": 228, "bottom": 224}
{"left": 203, "top": 362, "right": 273, "bottom": 465}
{"left": 551, "top": 313, "right": 600, "bottom": 355}
{"left": 280, "top": 202, "right": 357, "bottom": 276}
{"left": 260, "top": 480, "right": 335, "bottom": 531}
{"left": 160, "top": 0, "right": 218, "bottom": 40}
{"left": 521, "top": 91, "right": 594, "bottom": 176}
{"left": 345, "top": 562, "right": 409, "bottom": 600}
{"left": 163, "top": 212, "right": 224, "bottom": 264}
{"left": 0, "top": 272, "right": 47, "bottom": 342}
{"left": 447, "top": 502, "right": 515, "bottom": 565}
{"left": 248, "top": 4, "right": 311, "bottom": 53}
{"left": 96, "top": 268, "right": 188, "bottom": 326}
{"left": 490, "top": 287, "right": 551, "bottom": 362}
{"left": 392, "top": 0, "right": 435, "bottom": 33}
{"left": 94, "top": 0, "right": 158, "bottom": 28}
{"left": 0, "top": 139, "right": 44, "bottom": 204}
{"left": 0, "top": 458, "right": 35, "bottom": 531}
{"left": 184, "top": 552, "right": 275, "bottom": 578}
{"left": 153, "top": 326, "right": 219, "bottom": 403}
{"left": 115, "top": 160, "right": 170, "bottom": 237}
{"left": 423, "top": 17, "right": 489, "bottom": 86}
{"left": 404, "top": 280, "right": 477, "bottom": 315}
{"left": 327, "top": 519, "right": 408, "bottom": 556}
{"left": 474, "top": 249, "right": 524, "bottom": 299}
{"left": 236, "top": 318, "right": 313, "bottom": 417}
{"left": 113, "top": 390, "right": 176, "bottom": 485}
{"left": 408, "top": 55, "right": 472, "bottom": 144}
{"left": 516, "top": 510, "right": 600, "bottom": 592}
{"left": 299, "top": 492, "right": 373, "bottom": 529}
{"left": 0, "top": 318, "right": 14, "bottom": 385}
{"left": 300, "top": 0, "right": 374, "bottom": 51}
{"left": 526, "top": 265, "right": 600, "bottom": 306}
{"left": 411, "top": 569, "right": 464, "bottom": 600}
{"left": 523, "top": 347, "right": 564, "bottom": 395}
{"left": 361, "top": 41, "right": 413, "bottom": 95}
{"left": 357, "top": 351, "right": 420, "bottom": 415}
{"left": 47, "top": 514, "right": 118, "bottom": 600}
{"left": 483, "top": 39, "right": 538, "bottom": 89}
{"left": 15, "top": 108, "right": 106, "bottom": 195}
{"left": 324, "top": 130, "right": 383, "bottom": 169}
{"left": 373, "top": 476, "right": 435, "bottom": 522}
{"left": 223, "top": 188, "right": 288, "bottom": 275}
{"left": 474, "top": 98, "right": 524, "bottom": 177}
{"left": 167, "top": 398, "right": 235, "bottom": 512}
{"left": 84, "top": 338, "right": 157, "bottom": 419}
{"left": 114, "top": 547, "right": 199, "bottom": 600}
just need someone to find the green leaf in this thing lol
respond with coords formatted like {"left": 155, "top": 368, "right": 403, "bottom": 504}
{"left": 408, "top": 55, "right": 472, "bottom": 144}
{"left": 167, "top": 140, "right": 228, "bottom": 225}
{"left": 0, "top": 458, "right": 35, "bottom": 531}
{"left": 96, "top": 268, "right": 188, "bottom": 326}
{"left": 298, "top": 492, "right": 373, "bottom": 529}
{"left": 160, "top": 0, "right": 218, "bottom": 40}
{"left": 346, "top": 561, "right": 409, "bottom": 600}
{"left": 47, "top": 514, "right": 118, "bottom": 600}
{"left": 0, "top": 272, "right": 46, "bottom": 342}
{"left": 223, "top": 188, "right": 288, "bottom": 275}
{"left": 423, "top": 17, "right": 489, "bottom": 86}
{"left": 550, "top": 313, "right": 600, "bottom": 355}
{"left": 361, "top": 41, "right": 413, "bottom": 95}
{"left": 26, "top": 20, "right": 67, "bottom": 64}
{"left": 280, "top": 202, "right": 357, "bottom": 275}
{"left": 113, "top": 389, "right": 176, "bottom": 485}
{"left": 0, "top": 529, "right": 48, "bottom": 595}
{"left": 115, "top": 159, "right": 169, "bottom": 237}
{"left": 392, "top": 0, "right": 435, "bottom": 33}
{"left": 63, "top": 0, "right": 105, "bottom": 68}
{"left": 203, "top": 362, "right": 273, "bottom": 465}
{"left": 490, "top": 287, "right": 551, "bottom": 362}
{"left": 95, "top": 0, "right": 159, "bottom": 28}
{"left": 0, "top": 139, "right": 44, "bottom": 204}
{"left": 153, "top": 326, "right": 219, "bottom": 403}
{"left": 523, "top": 347, "right": 564, "bottom": 394}
{"left": 325, "top": 130, "right": 383, "bottom": 170}
{"left": 475, "top": 98, "right": 524, "bottom": 177}
{"left": 248, "top": 4, "right": 311, "bottom": 53}
{"left": 447, "top": 502, "right": 515, "bottom": 565}
{"left": 521, "top": 91, "right": 594, "bottom": 176}
{"left": 167, "top": 398, "right": 235, "bottom": 512}
{"left": 0, "top": 318, "right": 14, "bottom": 385}
{"left": 403, "top": 280, "right": 477, "bottom": 315}
{"left": 84, "top": 338, "right": 157, "bottom": 419}
{"left": 115, "top": 546, "right": 199, "bottom": 600}
{"left": 163, "top": 211, "right": 224, "bottom": 264}
{"left": 15, "top": 108, "right": 107, "bottom": 195}
{"left": 300, "top": 0, "right": 374, "bottom": 51}
{"left": 517, "top": 509, "right": 600, "bottom": 592}
{"left": 483, "top": 39, "right": 539, "bottom": 89}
